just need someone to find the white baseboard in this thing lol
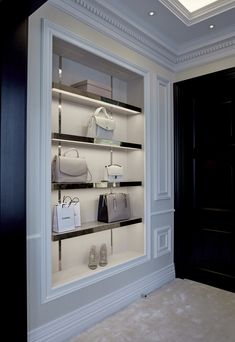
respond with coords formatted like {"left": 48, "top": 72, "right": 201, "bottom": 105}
{"left": 29, "top": 263, "right": 175, "bottom": 342}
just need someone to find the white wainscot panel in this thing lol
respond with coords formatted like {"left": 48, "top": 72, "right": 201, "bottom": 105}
{"left": 153, "top": 77, "right": 171, "bottom": 202}
{"left": 153, "top": 226, "right": 171, "bottom": 259}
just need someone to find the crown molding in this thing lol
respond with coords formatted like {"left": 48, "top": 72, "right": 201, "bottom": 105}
{"left": 48, "top": 0, "right": 235, "bottom": 72}
{"left": 175, "top": 36, "right": 235, "bottom": 71}
{"left": 49, "top": 0, "right": 177, "bottom": 71}
{"left": 159, "top": 0, "right": 235, "bottom": 26}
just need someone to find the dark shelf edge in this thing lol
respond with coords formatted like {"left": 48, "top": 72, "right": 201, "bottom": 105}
{"left": 52, "top": 132, "right": 142, "bottom": 150}
{"left": 52, "top": 82, "right": 142, "bottom": 113}
{"left": 52, "top": 181, "right": 142, "bottom": 190}
{"left": 52, "top": 217, "right": 142, "bottom": 241}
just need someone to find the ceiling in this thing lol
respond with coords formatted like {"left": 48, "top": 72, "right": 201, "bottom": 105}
{"left": 49, "top": 0, "right": 235, "bottom": 70}
{"left": 96, "top": 0, "right": 235, "bottom": 51}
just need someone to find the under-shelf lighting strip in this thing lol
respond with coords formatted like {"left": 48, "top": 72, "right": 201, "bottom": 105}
{"left": 52, "top": 87, "right": 141, "bottom": 115}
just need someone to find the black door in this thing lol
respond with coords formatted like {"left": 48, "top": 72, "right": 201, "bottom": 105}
{"left": 174, "top": 67, "right": 235, "bottom": 292}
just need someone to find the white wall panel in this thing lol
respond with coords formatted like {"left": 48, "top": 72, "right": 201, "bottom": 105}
{"left": 153, "top": 226, "right": 171, "bottom": 258}
{"left": 153, "top": 77, "right": 171, "bottom": 202}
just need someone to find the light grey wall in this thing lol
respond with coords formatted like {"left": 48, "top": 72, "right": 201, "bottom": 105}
{"left": 27, "top": 2, "right": 174, "bottom": 334}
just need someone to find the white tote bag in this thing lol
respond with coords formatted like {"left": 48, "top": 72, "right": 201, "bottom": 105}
{"left": 70, "top": 197, "right": 81, "bottom": 227}
{"left": 87, "top": 107, "right": 115, "bottom": 139}
{"left": 52, "top": 203, "right": 75, "bottom": 233}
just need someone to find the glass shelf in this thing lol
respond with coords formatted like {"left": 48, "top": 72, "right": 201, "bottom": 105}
{"left": 52, "top": 217, "right": 142, "bottom": 241}
{"left": 52, "top": 82, "right": 142, "bottom": 115}
{"left": 52, "top": 132, "right": 142, "bottom": 150}
{"left": 52, "top": 181, "right": 142, "bottom": 190}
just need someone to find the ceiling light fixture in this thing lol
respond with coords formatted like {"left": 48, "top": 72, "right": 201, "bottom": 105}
{"left": 148, "top": 11, "right": 155, "bottom": 16}
{"left": 177, "top": 0, "right": 218, "bottom": 13}
{"left": 209, "top": 24, "right": 214, "bottom": 29}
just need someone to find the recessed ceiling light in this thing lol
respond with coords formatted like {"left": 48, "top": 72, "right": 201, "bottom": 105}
{"left": 209, "top": 24, "right": 214, "bottom": 29}
{"left": 148, "top": 11, "right": 155, "bottom": 16}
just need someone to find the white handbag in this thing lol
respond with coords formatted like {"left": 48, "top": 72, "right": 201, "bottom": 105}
{"left": 104, "top": 164, "right": 124, "bottom": 182}
{"left": 52, "top": 148, "right": 90, "bottom": 183}
{"left": 87, "top": 107, "right": 115, "bottom": 139}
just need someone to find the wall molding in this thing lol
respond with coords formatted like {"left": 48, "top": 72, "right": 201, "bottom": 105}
{"left": 151, "top": 209, "right": 175, "bottom": 216}
{"left": 175, "top": 37, "right": 235, "bottom": 71}
{"left": 49, "top": 0, "right": 235, "bottom": 72}
{"left": 28, "top": 264, "right": 175, "bottom": 342}
{"left": 154, "top": 76, "right": 172, "bottom": 201}
{"left": 153, "top": 226, "right": 172, "bottom": 258}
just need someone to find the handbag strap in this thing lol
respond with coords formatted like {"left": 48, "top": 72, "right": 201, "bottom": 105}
{"left": 94, "top": 107, "right": 112, "bottom": 119}
{"left": 71, "top": 197, "right": 80, "bottom": 204}
{"left": 63, "top": 148, "right": 79, "bottom": 158}
{"left": 62, "top": 195, "right": 73, "bottom": 207}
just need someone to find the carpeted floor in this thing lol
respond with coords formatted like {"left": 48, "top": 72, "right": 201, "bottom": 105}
{"left": 70, "top": 278, "right": 235, "bottom": 342}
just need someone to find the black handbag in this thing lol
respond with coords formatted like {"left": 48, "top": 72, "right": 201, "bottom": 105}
{"left": 98, "top": 193, "right": 131, "bottom": 223}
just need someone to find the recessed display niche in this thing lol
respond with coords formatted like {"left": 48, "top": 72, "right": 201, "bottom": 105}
{"left": 51, "top": 37, "right": 146, "bottom": 287}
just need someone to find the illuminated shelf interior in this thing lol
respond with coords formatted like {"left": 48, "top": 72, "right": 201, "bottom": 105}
{"left": 52, "top": 82, "right": 142, "bottom": 115}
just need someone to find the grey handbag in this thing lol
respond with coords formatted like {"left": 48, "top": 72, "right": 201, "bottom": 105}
{"left": 98, "top": 193, "right": 131, "bottom": 223}
{"left": 52, "top": 148, "right": 90, "bottom": 183}
{"left": 87, "top": 106, "right": 115, "bottom": 139}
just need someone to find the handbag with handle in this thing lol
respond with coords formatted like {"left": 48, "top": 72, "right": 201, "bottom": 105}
{"left": 52, "top": 148, "right": 91, "bottom": 183}
{"left": 104, "top": 164, "right": 124, "bottom": 182}
{"left": 52, "top": 200, "right": 75, "bottom": 233}
{"left": 87, "top": 106, "right": 115, "bottom": 139}
{"left": 52, "top": 196, "right": 82, "bottom": 233}
{"left": 98, "top": 192, "right": 131, "bottom": 223}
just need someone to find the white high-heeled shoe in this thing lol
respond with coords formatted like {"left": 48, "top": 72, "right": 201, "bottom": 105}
{"left": 99, "top": 243, "right": 108, "bottom": 267}
{"left": 88, "top": 245, "right": 98, "bottom": 270}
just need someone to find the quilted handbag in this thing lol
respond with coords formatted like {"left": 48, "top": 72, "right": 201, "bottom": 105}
{"left": 87, "top": 106, "right": 115, "bottom": 139}
{"left": 104, "top": 164, "right": 124, "bottom": 182}
{"left": 52, "top": 148, "right": 90, "bottom": 183}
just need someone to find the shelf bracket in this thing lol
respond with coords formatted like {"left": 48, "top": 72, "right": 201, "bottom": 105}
{"left": 111, "top": 228, "right": 113, "bottom": 254}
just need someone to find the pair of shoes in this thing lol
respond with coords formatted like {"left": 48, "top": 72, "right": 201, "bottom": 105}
{"left": 88, "top": 244, "right": 108, "bottom": 270}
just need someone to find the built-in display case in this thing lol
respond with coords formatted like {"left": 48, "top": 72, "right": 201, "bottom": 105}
{"left": 51, "top": 37, "right": 145, "bottom": 287}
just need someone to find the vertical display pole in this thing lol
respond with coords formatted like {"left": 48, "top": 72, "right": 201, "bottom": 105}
{"left": 58, "top": 56, "right": 62, "bottom": 271}
{"left": 58, "top": 55, "right": 62, "bottom": 203}
{"left": 110, "top": 75, "right": 113, "bottom": 100}
{"left": 111, "top": 229, "right": 113, "bottom": 255}
{"left": 58, "top": 240, "right": 62, "bottom": 272}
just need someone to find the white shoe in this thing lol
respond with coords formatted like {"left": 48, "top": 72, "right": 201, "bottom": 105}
{"left": 88, "top": 245, "right": 98, "bottom": 270}
{"left": 99, "top": 243, "right": 108, "bottom": 267}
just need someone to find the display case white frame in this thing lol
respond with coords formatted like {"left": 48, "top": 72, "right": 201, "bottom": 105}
{"left": 28, "top": 19, "right": 151, "bottom": 302}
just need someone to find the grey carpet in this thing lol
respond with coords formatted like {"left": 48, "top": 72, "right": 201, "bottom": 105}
{"left": 70, "top": 278, "right": 235, "bottom": 342}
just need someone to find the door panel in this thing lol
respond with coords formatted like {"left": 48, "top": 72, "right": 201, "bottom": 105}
{"left": 174, "top": 67, "right": 235, "bottom": 292}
